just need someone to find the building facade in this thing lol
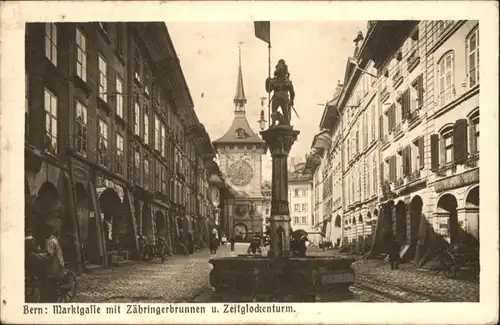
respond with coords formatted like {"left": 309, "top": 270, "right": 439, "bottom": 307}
{"left": 25, "top": 22, "right": 221, "bottom": 271}
{"left": 212, "top": 51, "right": 266, "bottom": 241}
{"left": 305, "top": 20, "right": 480, "bottom": 265}
{"left": 288, "top": 162, "right": 315, "bottom": 240}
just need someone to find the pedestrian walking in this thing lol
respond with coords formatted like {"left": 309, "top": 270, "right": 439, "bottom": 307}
{"left": 209, "top": 233, "right": 220, "bottom": 256}
{"left": 187, "top": 232, "right": 195, "bottom": 255}
{"left": 230, "top": 236, "right": 235, "bottom": 252}
{"left": 385, "top": 232, "right": 400, "bottom": 270}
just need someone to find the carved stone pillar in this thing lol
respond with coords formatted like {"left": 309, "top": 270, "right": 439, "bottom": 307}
{"left": 260, "top": 125, "right": 299, "bottom": 259}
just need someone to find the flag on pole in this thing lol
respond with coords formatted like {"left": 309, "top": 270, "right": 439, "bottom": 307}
{"left": 254, "top": 21, "right": 270, "bottom": 44}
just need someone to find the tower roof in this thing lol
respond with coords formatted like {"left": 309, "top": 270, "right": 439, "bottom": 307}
{"left": 233, "top": 45, "right": 247, "bottom": 108}
{"left": 212, "top": 111, "right": 264, "bottom": 145}
{"left": 213, "top": 44, "right": 264, "bottom": 147}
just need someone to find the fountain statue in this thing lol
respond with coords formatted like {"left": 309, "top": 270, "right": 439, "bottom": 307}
{"left": 209, "top": 60, "right": 355, "bottom": 302}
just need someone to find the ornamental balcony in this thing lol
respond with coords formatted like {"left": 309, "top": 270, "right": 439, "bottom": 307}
{"left": 406, "top": 48, "right": 421, "bottom": 73}
{"left": 394, "top": 177, "right": 405, "bottom": 189}
{"left": 392, "top": 69, "right": 403, "bottom": 89}
{"left": 407, "top": 109, "right": 420, "bottom": 126}
{"left": 407, "top": 169, "right": 421, "bottom": 183}
{"left": 464, "top": 153, "right": 479, "bottom": 169}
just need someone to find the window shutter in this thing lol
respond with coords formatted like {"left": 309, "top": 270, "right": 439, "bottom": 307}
{"left": 380, "top": 162, "right": 384, "bottom": 186}
{"left": 419, "top": 136, "right": 425, "bottom": 169}
{"left": 393, "top": 155, "right": 398, "bottom": 180}
{"left": 404, "top": 89, "right": 411, "bottom": 118}
{"left": 379, "top": 115, "right": 384, "bottom": 139}
{"left": 417, "top": 74, "right": 424, "bottom": 108}
{"left": 453, "top": 118, "right": 468, "bottom": 163}
{"left": 406, "top": 145, "right": 412, "bottom": 175}
{"left": 388, "top": 105, "right": 393, "bottom": 131}
{"left": 402, "top": 147, "right": 408, "bottom": 176}
{"left": 430, "top": 134, "right": 440, "bottom": 171}
{"left": 469, "top": 120, "right": 477, "bottom": 155}
{"left": 391, "top": 104, "right": 396, "bottom": 130}
{"left": 387, "top": 108, "right": 392, "bottom": 132}
{"left": 390, "top": 155, "right": 396, "bottom": 181}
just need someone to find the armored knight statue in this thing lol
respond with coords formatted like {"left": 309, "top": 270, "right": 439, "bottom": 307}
{"left": 266, "top": 59, "right": 296, "bottom": 126}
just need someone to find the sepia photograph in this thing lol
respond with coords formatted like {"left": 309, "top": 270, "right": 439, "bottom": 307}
{"left": 23, "top": 19, "right": 481, "bottom": 304}
{"left": 1, "top": 1, "right": 498, "bottom": 324}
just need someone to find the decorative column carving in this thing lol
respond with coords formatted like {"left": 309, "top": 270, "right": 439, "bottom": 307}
{"left": 260, "top": 125, "right": 299, "bottom": 259}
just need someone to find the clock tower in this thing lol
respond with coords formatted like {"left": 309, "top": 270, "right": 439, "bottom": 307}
{"left": 212, "top": 46, "right": 266, "bottom": 240}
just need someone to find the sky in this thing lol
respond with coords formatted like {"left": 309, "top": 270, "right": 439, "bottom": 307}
{"left": 167, "top": 21, "right": 367, "bottom": 180}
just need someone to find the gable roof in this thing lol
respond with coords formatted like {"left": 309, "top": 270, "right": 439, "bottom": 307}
{"left": 212, "top": 111, "right": 265, "bottom": 145}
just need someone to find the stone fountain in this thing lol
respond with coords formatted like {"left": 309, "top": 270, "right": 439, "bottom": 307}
{"left": 209, "top": 60, "right": 355, "bottom": 302}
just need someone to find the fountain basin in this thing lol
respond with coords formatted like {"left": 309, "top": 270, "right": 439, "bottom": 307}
{"left": 209, "top": 255, "right": 355, "bottom": 302}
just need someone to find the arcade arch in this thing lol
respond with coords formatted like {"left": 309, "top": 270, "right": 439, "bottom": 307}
{"left": 436, "top": 193, "right": 459, "bottom": 245}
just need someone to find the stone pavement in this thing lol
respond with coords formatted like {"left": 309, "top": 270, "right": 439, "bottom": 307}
{"left": 74, "top": 249, "right": 215, "bottom": 303}
{"left": 285, "top": 246, "right": 479, "bottom": 302}
{"left": 351, "top": 259, "right": 479, "bottom": 302}
{"left": 73, "top": 243, "right": 479, "bottom": 303}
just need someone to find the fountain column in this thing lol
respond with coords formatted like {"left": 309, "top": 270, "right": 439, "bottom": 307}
{"left": 260, "top": 125, "right": 299, "bottom": 259}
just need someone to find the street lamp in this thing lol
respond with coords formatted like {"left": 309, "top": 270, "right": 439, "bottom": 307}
{"left": 258, "top": 96, "right": 267, "bottom": 131}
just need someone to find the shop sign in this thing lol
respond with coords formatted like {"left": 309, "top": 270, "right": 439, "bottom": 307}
{"left": 434, "top": 169, "right": 479, "bottom": 193}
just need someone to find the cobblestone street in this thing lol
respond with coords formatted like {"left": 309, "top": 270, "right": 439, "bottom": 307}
{"left": 74, "top": 249, "right": 215, "bottom": 303}
{"left": 73, "top": 244, "right": 479, "bottom": 303}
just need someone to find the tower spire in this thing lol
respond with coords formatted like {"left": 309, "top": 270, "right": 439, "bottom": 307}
{"left": 234, "top": 42, "right": 247, "bottom": 111}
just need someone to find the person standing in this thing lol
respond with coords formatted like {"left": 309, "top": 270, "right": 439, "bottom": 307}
{"left": 209, "top": 233, "right": 220, "bottom": 256}
{"left": 28, "top": 220, "right": 65, "bottom": 302}
{"left": 386, "top": 232, "right": 400, "bottom": 270}
{"left": 230, "top": 236, "right": 235, "bottom": 252}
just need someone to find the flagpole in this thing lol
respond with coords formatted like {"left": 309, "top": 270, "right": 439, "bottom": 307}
{"left": 268, "top": 40, "right": 271, "bottom": 128}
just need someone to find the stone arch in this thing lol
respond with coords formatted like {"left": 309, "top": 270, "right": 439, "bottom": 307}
{"left": 395, "top": 200, "right": 407, "bottom": 244}
{"left": 35, "top": 182, "right": 63, "bottom": 242}
{"left": 74, "top": 183, "right": 90, "bottom": 250}
{"left": 371, "top": 209, "right": 379, "bottom": 233}
{"left": 436, "top": 193, "right": 459, "bottom": 245}
{"left": 465, "top": 185, "right": 479, "bottom": 208}
{"left": 142, "top": 204, "right": 153, "bottom": 244}
{"left": 334, "top": 215, "right": 341, "bottom": 227}
{"left": 233, "top": 223, "right": 248, "bottom": 241}
{"left": 465, "top": 185, "right": 479, "bottom": 242}
{"left": 409, "top": 195, "right": 423, "bottom": 244}
{"left": 331, "top": 215, "right": 342, "bottom": 248}
{"left": 99, "top": 188, "right": 124, "bottom": 249}
{"left": 25, "top": 178, "right": 36, "bottom": 232}
{"left": 155, "top": 210, "right": 166, "bottom": 236}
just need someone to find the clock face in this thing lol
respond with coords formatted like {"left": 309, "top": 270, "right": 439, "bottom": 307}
{"left": 228, "top": 160, "right": 253, "bottom": 186}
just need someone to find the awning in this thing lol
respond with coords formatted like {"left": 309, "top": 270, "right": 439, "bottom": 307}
{"left": 303, "top": 151, "right": 322, "bottom": 174}
{"left": 311, "top": 129, "right": 332, "bottom": 152}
